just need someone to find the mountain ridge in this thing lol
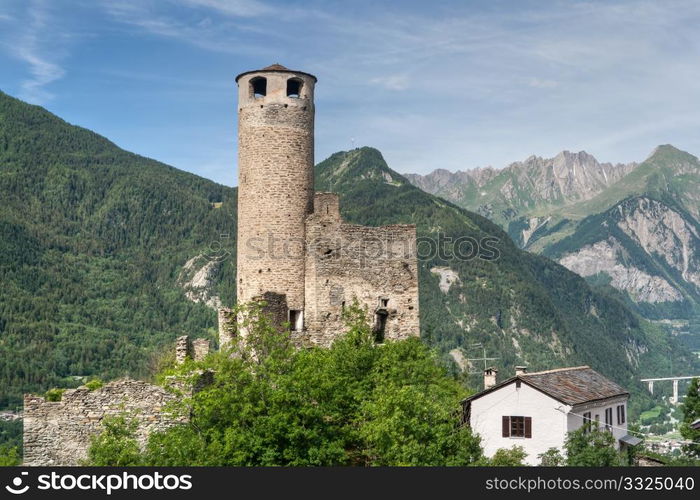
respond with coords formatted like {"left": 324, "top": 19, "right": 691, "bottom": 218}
{"left": 406, "top": 149, "right": 638, "bottom": 226}
{"left": 404, "top": 143, "right": 700, "bottom": 350}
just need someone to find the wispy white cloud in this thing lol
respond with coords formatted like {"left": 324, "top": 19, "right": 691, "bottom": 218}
{"left": 528, "top": 78, "right": 558, "bottom": 89}
{"left": 100, "top": 0, "right": 277, "bottom": 55}
{"left": 370, "top": 74, "right": 410, "bottom": 91}
{"left": 12, "top": 0, "right": 66, "bottom": 104}
{"left": 177, "top": 0, "right": 273, "bottom": 17}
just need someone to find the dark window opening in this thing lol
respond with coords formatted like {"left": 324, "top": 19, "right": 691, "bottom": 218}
{"left": 380, "top": 298, "right": 389, "bottom": 308}
{"left": 617, "top": 405, "right": 626, "bottom": 425}
{"left": 583, "top": 411, "right": 592, "bottom": 433}
{"left": 515, "top": 380, "right": 521, "bottom": 389}
{"left": 604, "top": 408, "right": 613, "bottom": 431}
{"left": 511, "top": 416, "right": 525, "bottom": 437}
{"left": 289, "top": 310, "right": 302, "bottom": 332}
{"left": 287, "top": 78, "right": 302, "bottom": 98}
{"left": 373, "top": 310, "right": 388, "bottom": 343}
{"left": 251, "top": 77, "right": 267, "bottom": 98}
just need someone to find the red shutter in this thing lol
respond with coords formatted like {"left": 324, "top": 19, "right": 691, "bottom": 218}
{"left": 502, "top": 416, "right": 510, "bottom": 437}
{"left": 524, "top": 417, "right": 532, "bottom": 438}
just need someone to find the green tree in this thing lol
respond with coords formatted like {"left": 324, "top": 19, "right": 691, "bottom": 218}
{"left": 88, "top": 301, "right": 483, "bottom": 466}
{"left": 679, "top": 377, "right": 700, "bottom": 458}
{"left": 0, "top": 445, "right": 20, "bottom": 466}
{"left": 488, "top": 446, "right": 528, "bottom": 466}
{"left": 538, "top": 447, "right": 565, "bottom": 466}
{"left": 86, "top": 416, "right": 143, "bottom": 466}
{"left": 564, "top": 424, "right": 624, "bottom": 466}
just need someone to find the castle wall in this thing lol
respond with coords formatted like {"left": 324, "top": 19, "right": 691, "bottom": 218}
{"left": 236, "top": 70, "right": 315, "bottom": 312}
{"left": 23, "top": 379, "right": 184, "bottom": 466}
{"left": 303, "top": 193, "right": 420, "bottom": 346}
{"left": 218, "top": 307, "right": 236, "bottom": 348}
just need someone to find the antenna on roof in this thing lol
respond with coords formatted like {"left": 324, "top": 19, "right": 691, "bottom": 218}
{"left": 466, "top": 343, "right": 499, "bottom": 374}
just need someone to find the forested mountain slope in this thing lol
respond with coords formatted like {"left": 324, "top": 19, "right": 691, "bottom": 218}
{"left": 0, "top": 91, "right": 695, "bottom": 419}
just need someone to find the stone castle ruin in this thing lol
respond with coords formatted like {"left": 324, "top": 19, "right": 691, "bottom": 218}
{"left": 232, "top": 64, "right": 419, "bottom": 345}
{"left": 23, "top": 64, "right": 420, "bottom": 465}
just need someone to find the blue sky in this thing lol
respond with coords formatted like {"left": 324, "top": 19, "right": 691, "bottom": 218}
{"left": 1, "top": 0, "right": 699, "bottom": 186}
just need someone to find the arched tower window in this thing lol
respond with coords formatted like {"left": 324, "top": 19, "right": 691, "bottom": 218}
{"left": 286, "top": 78, "right": 303, "bottom": 98}
{"left": 251, "top": 77, "right": 267, "bottom": 98}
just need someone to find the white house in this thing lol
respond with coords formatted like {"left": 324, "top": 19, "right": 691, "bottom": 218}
{"left": 462, "top": 365, "right": 640, "bottom": 465}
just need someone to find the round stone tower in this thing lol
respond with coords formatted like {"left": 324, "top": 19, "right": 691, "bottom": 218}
{"left": 235, "top": 64, "right": 317, "bottom": 326}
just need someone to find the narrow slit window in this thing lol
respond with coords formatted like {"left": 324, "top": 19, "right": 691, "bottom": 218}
{"left": 251, "top": 77, "right": 267, "bottom": 98}
{"left": 287, "top": 78, "right": 302, "bottom": 98}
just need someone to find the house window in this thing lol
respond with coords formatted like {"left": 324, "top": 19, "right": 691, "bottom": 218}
{"left": 380, "top": 298, "right": 389, "bottom": 308}
{"left": 617, "top": 404, "right": 626, "bottom": 425}
{"left": 502, "top": 416, "right": 532, "bottom": 438}
{"left": 594, "top": 414, "right": 600, "bottom": 430}
{"left": 583, "top": 411, "right": 592, "bottom": 433}
{"left": 604, "top": 408, "right": 613, "bottom": 431}
{"left": 286, "top": 78, "right": 303, "bottom": 98}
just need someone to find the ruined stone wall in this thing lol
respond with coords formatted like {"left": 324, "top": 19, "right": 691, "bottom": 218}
{"left": 23, "top": 379, "right": 185, "bottom": 466}
{"left": 218, "top": 307, "right": 236, "bottom": 348}
{"left": 236, "top": 70, "right": 315, "bottom": 312}
{"left": 176, "top": 335, "right": 210, "bottom": 363}
{"left": 303, "top": 193, "right": 420, "bottom": 346}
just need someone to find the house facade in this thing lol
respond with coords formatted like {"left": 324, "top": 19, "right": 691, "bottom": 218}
{"left": 463, "top": 366, "right": 636, "bottom": 465}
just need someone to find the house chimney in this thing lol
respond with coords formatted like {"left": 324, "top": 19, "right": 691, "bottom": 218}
{"left": 484, "top": 367, "right": 498, "bottom": 390}
{"left": 515, "top": 366, "right": 528, "bottom": 376}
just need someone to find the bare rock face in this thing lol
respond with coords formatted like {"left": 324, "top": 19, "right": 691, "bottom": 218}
{"left": 616, "top": 198, "right": 700, "bottom": 290}
{"left": 430, "top": 266, "right": 461, "bottom": 293}
{"left": 559, "top": 239, "right": 683, "bottom": 303}
{"left": 178, "top": 254, "right": 222, "bottom": 309}
{"left": 557, "top": 197, "right": 700, "bottom": 304}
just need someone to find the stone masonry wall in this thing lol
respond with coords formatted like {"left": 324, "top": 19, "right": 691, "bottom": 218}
{"left": 218, "top": 307, "right": 236, "bottom": 348}
{"left": 236, "top": 70, "right": 316, "bottom": 312}
{"left": 303, "top": 193, "right": 420, "bottom": 346}
{"left": 23, "top": 379, "right": 184, "bottom": 466}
